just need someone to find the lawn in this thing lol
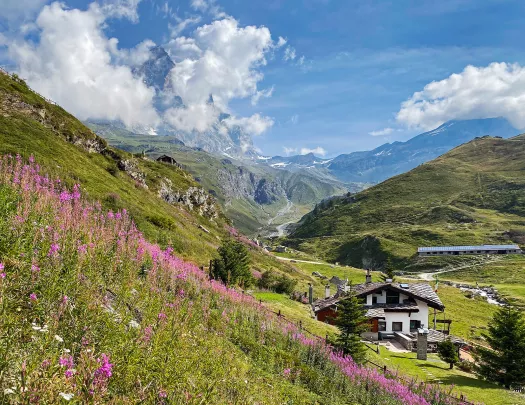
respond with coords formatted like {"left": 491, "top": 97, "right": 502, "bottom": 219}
{"left": 369, "top": 349, "right": 524, "bottom": 405}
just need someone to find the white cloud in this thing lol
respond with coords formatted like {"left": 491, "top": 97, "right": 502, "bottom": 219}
{"left": 164, "top": 17, "right": 274, "bottom": 135}
{"left": 165, "top": 37, "right": 202, "bottom": 61}
{"left": 7, "top": 1, "right": 158, "bottom": 128}
{"left": 284, "top": 46, "right": 296, "bottom": 61}
{"left": 251, "top": 86, "right": 274, "bottom": 105}
{"left": 300, "top": 146, "right": 326, "bottom": 156}
{"left": 164, "top": 103, "right": 219, "bottom": 133}
{"left": 276, "top": 36, "right": 287, "bottom": 48}
{"left": 190, "top": 0, "right": 208, "bottom": 11}
{"left": 223, "top": 113, "right": 274, "bottom": 136}
{"left": 283, "top": 147, "right": 297, "bottom": 156}
{"left": 397, "top": 62, "right": 525, "bottom": 130}
{"left": 297, "top": 55, "right": 305, "bottom": 65}
{"left": 169, "top": 16, "right": 202, "bottom": 37}
{"left": 369, "top": 127, "right": 394, "bottom": 136}
{"left": 190, "top": 0, "right": 226, "bottom": 19}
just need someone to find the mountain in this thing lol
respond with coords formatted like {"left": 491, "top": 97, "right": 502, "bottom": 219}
{"left": 96, "top": 45, "right": 256, "bottom": 158}
{"left": 324, "top": 118, "right": 519, "bottom": 184}
{"left": 285, "top": 133, "right": 525, "bottom": 270}
{"left": 91, "top": 122, "right": 352, "bottom": 236}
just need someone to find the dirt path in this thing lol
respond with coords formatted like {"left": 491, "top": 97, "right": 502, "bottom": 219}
{"left": 268, "top": 198, "right": 295, "bottom": 237}
{"left": 416, "top": 257, "right": 503, "bottom": 281}
{"left": 275, "top": 256, "right": 325, "bottom": 265}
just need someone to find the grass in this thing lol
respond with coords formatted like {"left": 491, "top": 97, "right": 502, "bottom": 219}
{"left": 369, "top": 349, "right": 524, "bottom": 405}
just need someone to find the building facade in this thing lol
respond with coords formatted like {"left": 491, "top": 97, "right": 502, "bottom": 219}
{"left": 418, "top": 244, "right": 521, "bottom": 256}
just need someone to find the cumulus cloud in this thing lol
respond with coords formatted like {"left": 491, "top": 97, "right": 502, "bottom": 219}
{"left": 251, "top": 86, "right": 274, "bottom": 105}
{"left": 7, "top": 1, "right": 158, "bottom": 128}
{"left": 223, "top": 114, "right": 274, "bottom": 136}
{"left": 168, "top": 18, "right": 272, "bottom": 109}
{"left": 397, "top": 62, "right": 525, "bottom": 130}
{"left": 300, "top": 147, "right": 326, "bottom": 156}
{"left": 163, "top": 17, "right": 275, "bottom": 136}
{"left": 369, "top": 127, "right": 394, "bottom": 136}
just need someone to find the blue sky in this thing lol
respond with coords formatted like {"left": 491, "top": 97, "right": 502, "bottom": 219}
{"left": 2, "top": 0, "right": 525, "bottom": 157}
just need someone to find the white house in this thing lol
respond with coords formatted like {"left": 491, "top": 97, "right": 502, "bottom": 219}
{"left": 312, "top": 280, "right": 444, "bottom": 338}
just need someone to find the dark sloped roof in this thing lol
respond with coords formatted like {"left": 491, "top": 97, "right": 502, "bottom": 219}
{"left": 312, "top": 282, "right": 444, "bottom": 313}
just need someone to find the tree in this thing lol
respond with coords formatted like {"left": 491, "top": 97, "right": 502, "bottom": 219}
{"left": 379, "top": 257, "right": 396, "bottom": 282}
{"left": 334, "top": 293, "right": 370, "bottom": 364}
{"left": 474, "top": 305, "right": 525, "bottom": 388}
{"left": 437, "top": 339, "right": 459, "bottom": 369}
{"left": 211, "top": 239, "right": 253, "bottom": 287}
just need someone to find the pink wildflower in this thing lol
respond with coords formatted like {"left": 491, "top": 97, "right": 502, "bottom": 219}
{"left": 31, "top": 264, "right": 40, "bottom": 273}
{"left": 30, "top": 293, "right": 37, "bottom": 301}
{"left": 0, "top": 273, "right": 5, "bottom": 279}
{"left": 159, "top": 390, "right": 168, "bottom": 398}
{"left": 283, "top": 368, "right": 291, "bottom": 376}
{"left": 0, "top": 263, "right": 4, "bottom": 271}
{"left": 158, "top": 312, "right": 167, "bottom": 321}
{"left": 48, "top": 243, "right": 60, "bottom": 257}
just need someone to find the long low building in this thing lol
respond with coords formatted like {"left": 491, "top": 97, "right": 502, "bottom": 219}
{"left": 418, "top": 244, "right": 522, "bottom": 256}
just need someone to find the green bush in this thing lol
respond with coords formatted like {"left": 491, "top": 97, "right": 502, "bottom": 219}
{"left": 258, "top": 270, "right": 298, "bottom": 294}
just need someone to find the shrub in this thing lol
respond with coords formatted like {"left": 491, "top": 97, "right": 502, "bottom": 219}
{"left": 211, "top": 239, "right": 253, "bottom": 287}
{"left": 258, "top": 270, "right": 297, "bottom": 294}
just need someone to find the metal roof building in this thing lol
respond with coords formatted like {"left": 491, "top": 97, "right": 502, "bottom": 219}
{"left": 418, "top": 244, "right": 522, "bottom": 256}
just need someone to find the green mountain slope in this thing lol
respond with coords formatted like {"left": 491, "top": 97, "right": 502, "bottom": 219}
{"left": 0, "top": 70, "right": 317, "bottom": 283}
{"left": 286, "top": 135, "right": 525, "bottom": 269}
{"left": 89, "top": 124, "right": 350, "bottom": 236}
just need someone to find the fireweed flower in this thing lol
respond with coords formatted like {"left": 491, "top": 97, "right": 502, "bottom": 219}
{"left": 30, "top": 293, "right": 37, "bottom": 301}
{"left": 48, "top": 243, "right": 60, "bottom": 257}
{"left": 0, "top": 263, "right": 4, "bottom": 271}
{"left": 31, "top": 264, "right": 40, "bottom": 273}
{"left": 0, "top": 272, "right": 5, "bottom": 279}
{"left": 159, "top": 390, "right": 168, "bottom": 398}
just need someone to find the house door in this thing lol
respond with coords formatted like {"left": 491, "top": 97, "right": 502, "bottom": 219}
{"left": 371, "top": 319, "right": 379, "bottom": 333}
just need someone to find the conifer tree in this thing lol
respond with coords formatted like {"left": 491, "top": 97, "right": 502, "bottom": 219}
{"left": 437, "top": 339, "right": 459, "bottom": 369}
{"left": 334, "top": 293, "right": 369, "bottom": 364}
{"left": 379, "top": 257, "right": 396, "bottom": 282}
{"left": 474, "top": 305, "right": 525, "bottom": 388}
{"left": 211, "top": 239, "right": 253, "bottom": 287}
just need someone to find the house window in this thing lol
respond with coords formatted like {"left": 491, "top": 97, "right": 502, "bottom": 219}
{"left": 378, "top": 321, "right": 386, "bottom": 331}
{"left": 410, "top": 320, "right": 421, "bottom": 331}
{"left": 386, "top": 291, "right": 400, "bottom": 304}
{"left": 392, "top": 322, "right": 403, "bottom": 332}
{"left": 372, "top": 296, "right": 377, "bottom": 304}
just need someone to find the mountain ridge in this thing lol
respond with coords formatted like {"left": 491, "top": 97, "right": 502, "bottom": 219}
{"left": 285, "top": 132, "right": 525, "bottom": 269}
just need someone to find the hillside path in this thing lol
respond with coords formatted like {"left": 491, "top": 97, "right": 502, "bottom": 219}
{"left": 275, "top": 256, "right": 325, "bottom": 265}
{"left": 416, "top": 257, "right": 503, "bottom": 281}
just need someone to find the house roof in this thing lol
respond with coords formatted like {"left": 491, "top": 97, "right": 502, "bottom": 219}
{"left": 418, "top": 244, "right": 520, "bottom": 253}
{"left": 312, "top": 282, "right": 444, "bottom": 313}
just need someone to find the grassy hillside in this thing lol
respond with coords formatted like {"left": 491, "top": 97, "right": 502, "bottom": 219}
{"left": 286, "top": 135, "right": 525, "bottom": 269}
{"left": 91, "top": 124, "right": 349, "bottom": 236}
{"left": 0, "top": 151, "right": 471, "bottom": 404}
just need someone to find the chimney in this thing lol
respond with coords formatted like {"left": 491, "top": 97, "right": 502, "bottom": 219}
{"left": 325, "top": 284, "right": 331, "bottom": 299}
{"left": 308, "top": 283, "right": 313, "bottom": 304}
{"left": 416, "top": 328, "right": 429, "bottom": 360}
{"left": 365, "top": 269, "right": 372, "bottom": 284}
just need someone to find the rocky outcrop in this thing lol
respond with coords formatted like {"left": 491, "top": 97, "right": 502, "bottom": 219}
{"left": 118, "top": 159, "right": 148, "bottom": 189}
{"left": 158, "top": 178, "right": 218, "bottom": 219}
{"left": 216, "top": 166, "right": 286, "bottom": 205}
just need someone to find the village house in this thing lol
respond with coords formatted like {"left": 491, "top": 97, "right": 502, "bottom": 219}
{"left": 310, "top": 273, "right": 463, "bottom": 352}
{"left": 418, "top": 244, "right": 522, "bottom": 256}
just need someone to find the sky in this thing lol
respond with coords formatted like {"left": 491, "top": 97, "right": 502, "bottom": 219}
{"left": 2, "top": 0, "right": 525, "bottom": 157}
